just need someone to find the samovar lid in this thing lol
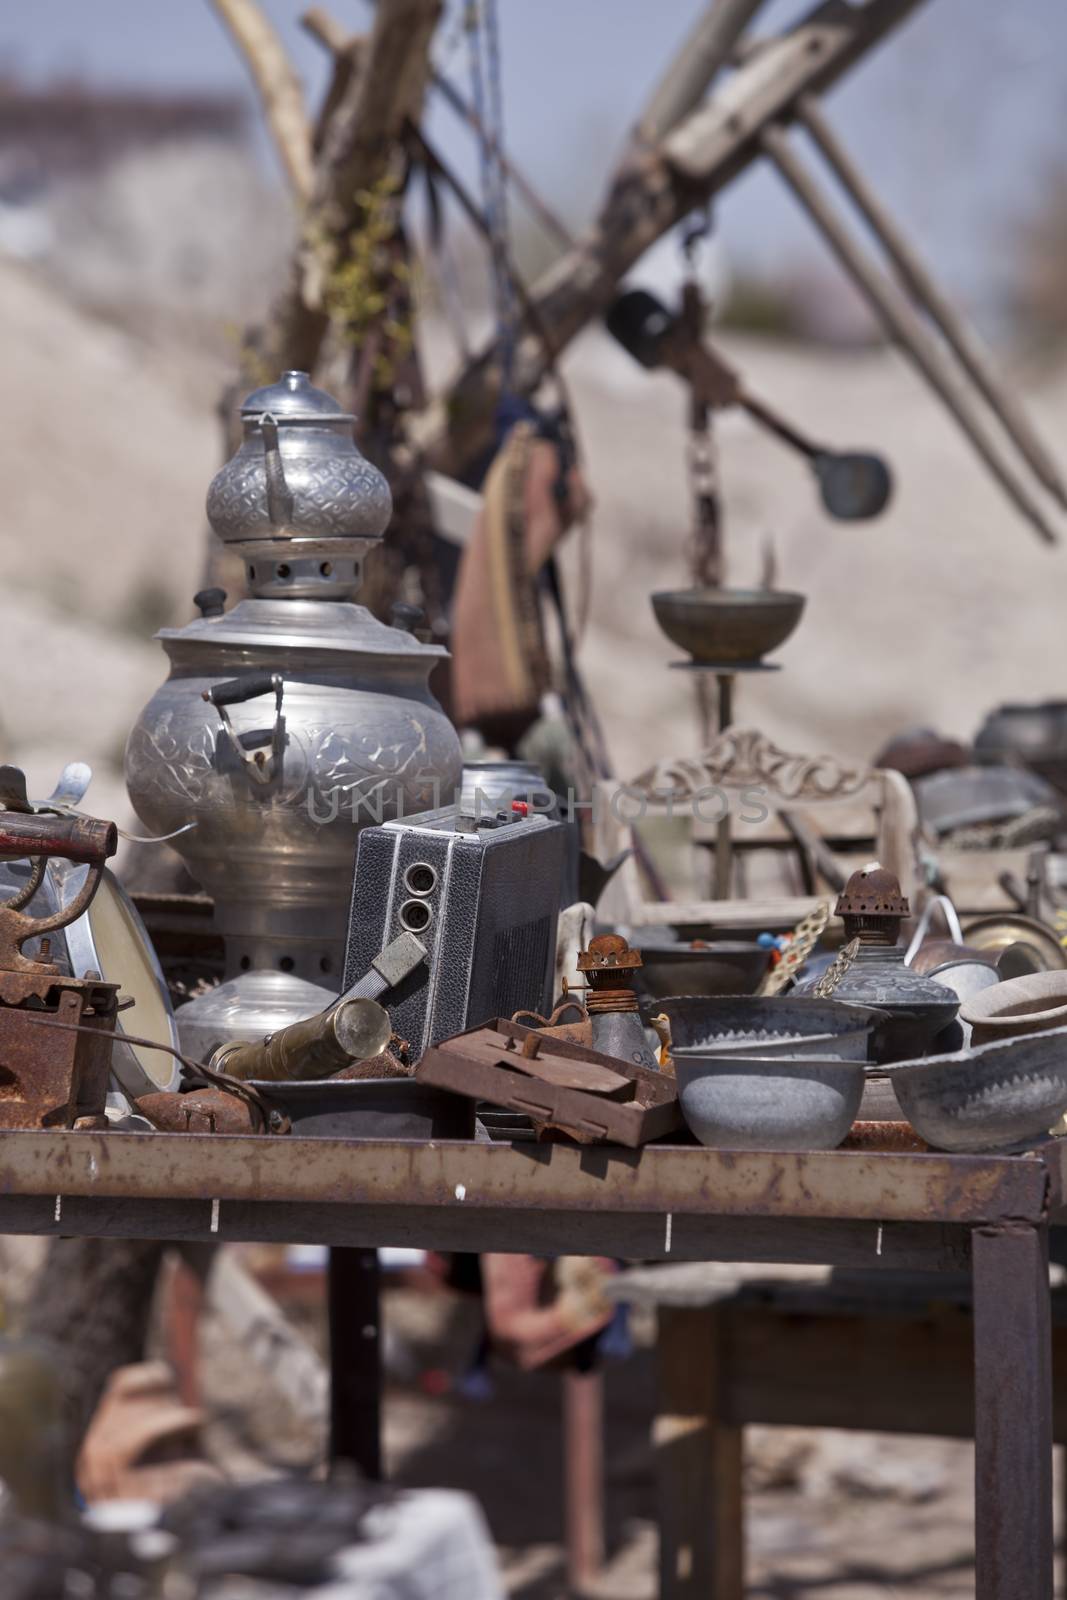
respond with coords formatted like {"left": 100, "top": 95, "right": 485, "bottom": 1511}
{"left": 240, "top": 370, "right": 354, "bottom": 424}
{"left": 157, "top": 597, "right": 449, "bottom": 661}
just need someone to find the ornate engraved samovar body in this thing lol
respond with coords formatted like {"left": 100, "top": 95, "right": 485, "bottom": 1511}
{"left": 125, "top": 372, "right": 462, "bottom": 1055}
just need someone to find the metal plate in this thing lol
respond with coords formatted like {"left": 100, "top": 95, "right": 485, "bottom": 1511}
{"left": 49, "top": 861, "right": 181, "bottom": 1096}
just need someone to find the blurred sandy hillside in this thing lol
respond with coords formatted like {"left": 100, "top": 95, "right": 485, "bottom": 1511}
{"left": 1, "top": 76, "right": 1066, "bottom": 832}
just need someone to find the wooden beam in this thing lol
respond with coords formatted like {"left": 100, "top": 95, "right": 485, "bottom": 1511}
{"left": 761, "top": 122, "right": 1059, "bottom": 545}
{"left": 634, "top": 0, "right": 770, "bottom": 150}
{"left": 797, "top": 96, "right": 1067, "bottom": 511}
{"left": 422, "top": 0, "right": 928, "bottom": 473}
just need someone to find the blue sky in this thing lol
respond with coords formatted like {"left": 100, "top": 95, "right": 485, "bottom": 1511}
{"left": 2, "top": 1, "right": 1064, "bottom": 323}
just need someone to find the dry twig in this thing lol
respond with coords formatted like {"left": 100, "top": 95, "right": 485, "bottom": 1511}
{"left": 208, "top": 0, "right": 314, "bottom": 201}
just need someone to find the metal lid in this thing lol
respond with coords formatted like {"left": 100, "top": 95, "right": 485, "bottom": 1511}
{"left": 835, "top": 865, "right": 909, "bottom": 920}
{"left": 157, "top": 597, "right": 449, "bottom": 660}
{"left": 240, "top": 370, "right": 354, "bottom": 424}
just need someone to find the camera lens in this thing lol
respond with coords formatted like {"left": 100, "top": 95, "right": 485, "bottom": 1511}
{"left": 404, "top": 862, "right": 437, "bottom": 896}
{"left": 399, "top": 898, "right": 432, "bottom": 933}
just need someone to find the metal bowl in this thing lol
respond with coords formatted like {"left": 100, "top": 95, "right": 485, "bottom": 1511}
{"left": 926, "top": 959, "right": 1002, "bottom": 1008}
{"left": 961, "top": 914, "right": 1066, "bottom": 976}
{"left": 884, "top": 1024, "right": 1067, "bottom": 1152}
{"left": 674, "top": 1053, "right": 864, "bottom": 1150}
{"left": 249, "top": 1078, "right": 474, "bottom": 1140}
{"left": 974, "top": 701, "right": 1067, "bottom": 760}
{"left": 650, "top": 587, "right": 806, "bottom": 665}
{"left": 655, "top": 996, "right": 884, "bottom": 1060}
{"left": 632, "top": 930, "right": 770, "bottom": 998}
{"left": 959, "top": 969, "right": 1067, "bottom": 1045}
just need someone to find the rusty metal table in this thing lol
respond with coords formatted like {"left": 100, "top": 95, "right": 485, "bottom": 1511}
{"left": 0, "top": 1130, "right": 1061, "bottom": 1600}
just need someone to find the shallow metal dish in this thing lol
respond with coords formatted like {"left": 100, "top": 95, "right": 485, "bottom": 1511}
{"left": 632, "top": 930, "right": 770, "bottom": 998}
{"left": 959, "top": 969, "right": 1067, "bottom": 1045}
{"left": 249, "top": 1078, "right": 474, "bottom": 1140}
{"left": 650, "top": 587, "right": 806, "bottom": 665}
{"left": 49, "top": 860, "right": 182, "bottom": 1098}
{"left": 674, "top": 1053, "right": 864, "bottom": 1151}
{"left": 883, "top": 1023, "right": 1067, "bottom": 1153}
{"left": 655, "top": 996, "right": 884, "bottom": 1061}
{"left": 961, "top": 913, "right": 1067, "bottom": 976}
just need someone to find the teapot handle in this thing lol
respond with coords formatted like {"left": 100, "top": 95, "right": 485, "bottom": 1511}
{"left": 259, "top": 413, "right": 295, "bottom": 529}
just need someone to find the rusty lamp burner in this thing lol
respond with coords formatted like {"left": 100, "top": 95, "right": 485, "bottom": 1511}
{"left": 0, "top": 808, "right": 120, "bottom": 1129}
{"left": 834, "top": 864, "right": 910, "bottom": 941}
{"left": 796, "top": 865, "right": 959, "bottom": 1061}
{"left": 577, "top": 935, "right": 659, "bottom": 1070}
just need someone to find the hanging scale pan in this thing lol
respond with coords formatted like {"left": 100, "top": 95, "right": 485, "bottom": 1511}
{"left": 813, "top": 451, "right": 893, "bottom": 520}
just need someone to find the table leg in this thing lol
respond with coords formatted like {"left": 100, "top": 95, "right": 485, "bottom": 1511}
{"left": 656, "top": 1306, "right": 743, "bottom": 1600}
{"left": 328, "top": 1246, "right": 382, "bottom": 1479}
{"left": 973, "top": 1222, "right": 1053, "bottom": 1600}
{"left": 564, "top": 1366, "right": 605, "bottom": 1595}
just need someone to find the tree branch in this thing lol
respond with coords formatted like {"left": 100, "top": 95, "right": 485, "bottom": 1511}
{"left": 257, "top": 0, "right": 442, "bottom": 377}
{"left": 208, "top": 0, "right": 314, "bottom": 202}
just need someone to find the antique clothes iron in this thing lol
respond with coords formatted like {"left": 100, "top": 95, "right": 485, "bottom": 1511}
{"left": 126, "top": 373, "right": 462, "bottom": 1055}
{"left": 0, "top": 809, "right": 119, "bottom": 1128}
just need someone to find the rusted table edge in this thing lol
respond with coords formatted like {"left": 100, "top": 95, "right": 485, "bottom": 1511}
{"left": 0, "top": 1131, "right": 1054, "bottom": 1226}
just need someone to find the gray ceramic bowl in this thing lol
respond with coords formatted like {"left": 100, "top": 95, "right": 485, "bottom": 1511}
{"left": 656, "top": 996, "right": 884, "bottom": 1061}
{"left": 674, "top": 1053, "right": 864, "bottom": 1151}
{"left": 650, "top": 587, "right": 806, "bottom": 664}
{"left": 884, "top": 1022, "right": 1067, "bottom": 1152}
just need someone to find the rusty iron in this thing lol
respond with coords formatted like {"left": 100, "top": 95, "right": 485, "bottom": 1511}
{"left": 0, "top": 807, "right": 121, "bottom": 1127}
{"left": 0, "top": 812, "right": 116, "bottom": 867}
{"left": 135, "top": 1088, "right": 267, "bottom": 1135}
{"left": 0, "top": 979, "right": 117, "bottom": 1129}
{"left": 835, "top": 864, "right": 909, "bottom": 925}
{"left": 419, "top": 1018, "right": 680, "bottom": 1148}
{"left": 574, "top": 935, "right": 659, "bottom": 1068}
{"left": 0, "top": 1117, "right": 1054, "bottom": 1228}
{"left": 577, "top": 934, "right": 643, "bottom": 1015}
{"left": 0, "top": 807, "right": 116, "bottom": 974}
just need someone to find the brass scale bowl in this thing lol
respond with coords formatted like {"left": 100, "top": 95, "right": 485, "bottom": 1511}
{"left": 651, "top": 586, "right": 806, "bottom": 666}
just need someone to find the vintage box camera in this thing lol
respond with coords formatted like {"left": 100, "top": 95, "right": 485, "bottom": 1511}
{"left": 343, "top": 805, "right": 566, "bottom": 1054}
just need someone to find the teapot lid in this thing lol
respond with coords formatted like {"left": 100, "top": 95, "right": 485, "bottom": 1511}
{"left": 240, "top": 370, "right": 353, "bottom": 424}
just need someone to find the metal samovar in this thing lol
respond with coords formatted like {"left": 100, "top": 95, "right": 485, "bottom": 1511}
{"left": 125, "top": 371, "right": 462, "bottom": 1056}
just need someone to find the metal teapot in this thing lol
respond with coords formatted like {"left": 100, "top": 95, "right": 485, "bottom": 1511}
{"left": 206, "top": 370, "right": 393, "bottom": 600}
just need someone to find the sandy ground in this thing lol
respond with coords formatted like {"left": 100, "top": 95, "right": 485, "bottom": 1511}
{"left": 194, "top": 1277, "right": 1065, "bottom": 1600}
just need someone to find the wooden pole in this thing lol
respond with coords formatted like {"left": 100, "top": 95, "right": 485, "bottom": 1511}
{"left": 635, "top": 0, "right": 770, "bottom": 149}
{"left": 563, "top": 1367, "right": 605, "bottom": 1595}
{"left": 797, "top": 96, "right": 1067, "bottom": 511}
{"left": 760, "top": 122, "right": 1059, "bottom": 546}
{"left": 421, "top": 0, "right": 929, "bottom": 474}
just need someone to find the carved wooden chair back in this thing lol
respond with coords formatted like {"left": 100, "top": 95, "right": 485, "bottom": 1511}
{"left": 592, "top": 726, "right": 920, "bottom": 931}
